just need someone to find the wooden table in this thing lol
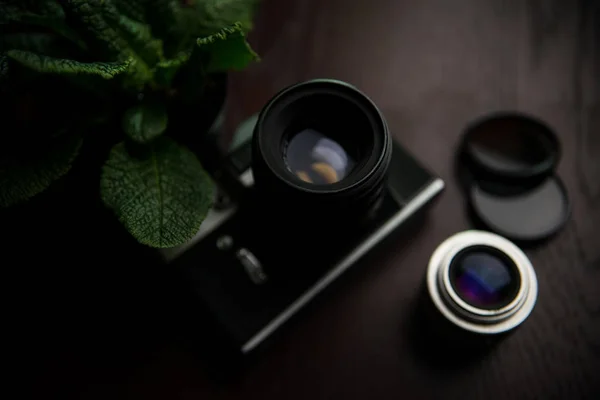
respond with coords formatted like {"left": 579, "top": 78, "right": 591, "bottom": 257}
{"left": 33, "top": 1, "right": 600, "bottom": 398}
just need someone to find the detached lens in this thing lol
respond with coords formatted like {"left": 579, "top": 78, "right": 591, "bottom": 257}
{"left": 252, "top": 79, "right": 391, "bottom": 227}
{"left": 426, "top": 231, "right": 538, "bottom": 336}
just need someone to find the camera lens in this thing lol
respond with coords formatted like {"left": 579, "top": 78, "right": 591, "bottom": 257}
{"left": 252, "top": 79, "right": 391, "bottom": 227}
{"left": 426, "top": 231, "right": 537, "bottom": 335}
{"left": 449, "top": 246, "right": 520, "bottom": 310}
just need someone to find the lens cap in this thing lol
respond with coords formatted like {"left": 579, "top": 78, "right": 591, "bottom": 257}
{"left": 469, "top": 177, "right": 570, "bottom": 242}
{"left": 458, "top": 113, "right": 570, "bottom": 243}
{"left": 461, "top": 113, "right": 560, "bottom": 185}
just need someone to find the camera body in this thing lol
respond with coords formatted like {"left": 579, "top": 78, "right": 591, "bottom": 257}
{"left": 165, "top": 135, "right": 443, "bottom": 354}
{"left": 164, "top": 80, "right": 444, "bottom": 356}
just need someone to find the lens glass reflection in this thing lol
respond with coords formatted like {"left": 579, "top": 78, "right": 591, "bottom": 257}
{"left": 285, "top": 128, "right": 355, "bottom": 185}
{"left": 450, "top": 248, "right": 520, "bottom": 310}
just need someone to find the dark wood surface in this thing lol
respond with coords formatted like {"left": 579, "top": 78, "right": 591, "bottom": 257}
{"left": 34, "top": 1, "right": 599, "bottom": 399}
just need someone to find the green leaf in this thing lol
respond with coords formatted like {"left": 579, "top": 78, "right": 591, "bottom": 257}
{"left": 196, "top": 23, "right": 258, "bottom": 72}
{"left": 168, "top": 48, "right": 207, "bottom": 106}
{"left": 156, "top": 51, "right": 192, "bottom": 70}
{"left": 0, "top": 2, "right": 44, "bottom": 23}
{"left": 35, "top": 1, "right": 66, "bottom": 17}
{"left": 154, "top": 50, "right": 191, "bottom": 85}
{"left": 143, "top": 0, "right": 182, "bottom": 39}
{"left": 59, "top": 0, "right": 162, "bottom": 89}
{"left": 184, "top": 0, "right": 260, "bottom": 36}
{"left": 101, "top": 6, "right": 164, "bottom": 66}
{"left": 0, "top": 55, "right": 8, "bottom": 81}
{"left": 0, "top": 133, "right": 82, "bottom": 207}
{"left": 101, "top": 138, "right": 214, "bottom": 248}
{"left": 1, "top": 33, "right": 58, "bottom": 54}
{"left": 58, "top": 0, "right": 131, "bottom": 60}
{"left": 122, "top": 102, "right": 168, "bottom": 143}
{"left": 1, "top": 2, "right": 86, "bottom": 50}
{"left": 6, "top": 50, "right": 132, "bottom": 79}
{"left": 0, "top": 0, "right": 65, "bottom": 20}
{"left": 12, "top": 14, "right": 87, "bottom": 50}
{"left": 113, "top": 0, "right": 147, "bottom": 23}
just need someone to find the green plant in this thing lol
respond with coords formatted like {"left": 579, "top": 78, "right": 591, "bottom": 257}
{"left": 0, "top": 0, "right": 259, "bottom": 247}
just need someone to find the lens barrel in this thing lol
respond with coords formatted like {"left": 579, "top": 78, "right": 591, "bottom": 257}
{"left": 426, "top": 230, "right": 538, "bottom": 336}
{"left": 252, "top": 80, "right": 392, "bottom": 229}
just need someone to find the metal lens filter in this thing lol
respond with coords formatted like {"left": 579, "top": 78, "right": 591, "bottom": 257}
{"left": 252, "top": 79, "right": 392, "bottom": 230}
{"left": 458, "top": 113, "right": 570, "bottom": 243}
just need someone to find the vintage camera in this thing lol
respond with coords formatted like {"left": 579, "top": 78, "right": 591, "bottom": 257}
{"left": 165, "top": 80, "right": 444, "bottom": 356}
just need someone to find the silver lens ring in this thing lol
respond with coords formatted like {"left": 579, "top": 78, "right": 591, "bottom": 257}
{"left": 427, "top": 230, "right": 538, "bottom": 334}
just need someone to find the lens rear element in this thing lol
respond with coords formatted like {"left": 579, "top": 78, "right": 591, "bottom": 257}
{"left": 450, "top": 246, "right": 520, "bottom": 310}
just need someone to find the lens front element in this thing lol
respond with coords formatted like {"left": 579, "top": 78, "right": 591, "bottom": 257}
{"left": 285, "top": 128, "right": 355, "bottom": 185}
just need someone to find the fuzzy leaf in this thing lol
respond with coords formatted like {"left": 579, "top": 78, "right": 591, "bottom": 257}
{"left": 114, "top": 0, "right": 146, "bottom": 23}
{"left": 0, "top": 0, "right": 65, "bottom": 19}
{"left": 197, "top": 23, "right": 258, "bottom": 72}
{"left": 0, "top": 33, "right": 82, "bottom": 61}
{"left": 169, "top": 48, "right": 207, "bottom": 106}
{"left": 101, "top": 138, "right": 214, "bottom": 248}
{"left": 7, "top": 13, "right": 87, "bottom": 50}
{"left": 143, "top": 0, "right": 181, "bottom": 39}
{"left": 1, "top": 0, "right": 86, "bottom": 49}
{"left": 154, "top": 50, "right": 191, "bottom": 85}
{"left": 101, "top": 6, "right": 164, "bottom": 66}
{"left": 122, "top": 102, "right": 168, "bottom": 143}
{"left": 36, "top": 1, "right": 66, "bottom": 17}
{"left": 0, "top": 133, "right": 82, "bottom": 207}
{"left": 0, "top": 2, "right": 48, "bottom": 23}
{"left": 58, "top": 0, "right": 131, "bottom": 60}
{"left": 60, "top": 0, "right": 160, "bottom": 89}
{"left": 186, "top": 0, "right": 259, "bottom": 36}
{"left": 6, "top": 50, "right": 131, "bottom": 79}
{"left": 1, "top": 33, "right": 58, "bottom": 54}
{"left": 0, "top": 55, "right": 8, "bottom": 81}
